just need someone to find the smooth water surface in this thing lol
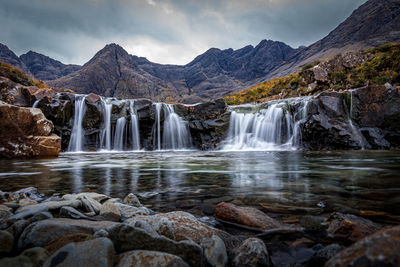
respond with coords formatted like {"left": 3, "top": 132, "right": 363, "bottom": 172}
{"left": 1, "top": 151, "right": 400, "bottom": 215}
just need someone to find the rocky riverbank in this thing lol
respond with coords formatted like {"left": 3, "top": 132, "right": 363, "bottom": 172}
{"left": 0, "top": 188, "right": 399, "bottom": 266}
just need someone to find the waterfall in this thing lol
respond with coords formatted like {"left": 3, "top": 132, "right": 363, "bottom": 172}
{"left": 345, "top": 90, "right": 366, "bottom": 149}
{"left": 67, "top": 95, "right": 87, "bottom": 152}
{"left": 222, "top": 98, "right": 309, "bottom": 151}
{"left": 113, "top": 117, "right": 126, "bottom": 151}
{"left": 153, "top": 103, "right": 192, "bottom": 150}
{"left": 100, "top": 99, "right": 113, "bottom": 150}
{"left": 32, "top": 99, "right": 40, "bottom": 108}
{"left": 162, "top": 104, "right": 192, "bottom": 150}
{"left": 129, "top": 100, "right": 140, "bottom": 150}
{"left": 154, "top": 103, "right": 162, "bottom": 150}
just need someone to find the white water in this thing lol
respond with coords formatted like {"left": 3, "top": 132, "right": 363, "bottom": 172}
{"left": 113, "top": 117, "right": 126, "bottom": 151}
{"left": 162, "top": 104, "right": 192, "bottom": 150}
{"left": 100, "top": 100, "right": 113, "bottom": 150}
{"left": 346, "top": 90, "right": 366, "bottom": 149}
{"left": 129, "top": 100, "right": 140, "bottom": 150}
{"left": 67, "top": 95, "right": 87, "bottom": 152}
{"left": 32, "top": 99, "right": 40, "bottom": 108}
{"left": 154, "top": 103, "right": 162, "bottom": 150}
{"left": 222, "top": 98, "right": 309, "bottom": 151}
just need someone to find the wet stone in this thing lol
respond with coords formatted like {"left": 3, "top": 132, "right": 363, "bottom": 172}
{"left": 43, "top": 237, "right": 115, "bottom": 267}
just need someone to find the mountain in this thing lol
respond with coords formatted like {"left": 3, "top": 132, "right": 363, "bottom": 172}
{"left": 20, "top": 51, "right": 81, "bottom": 81}
{"left": 48, "top": 40, "right": 296, "bottom": 102}
{"left": 0, "top": 43, "right": 30, "bottom": 74}
{"left": 1, "top": 0, "right": 400, "bottom": 102}
{"left": 49, "top": 44, "right": 183, "bottom": 100}
{"left": 268, "top": 0, "right": 400, "bottom": 79}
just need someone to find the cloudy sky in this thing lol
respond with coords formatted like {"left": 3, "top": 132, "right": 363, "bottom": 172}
{"left": 0, "top": 0, "right": 367, "bottom": 65}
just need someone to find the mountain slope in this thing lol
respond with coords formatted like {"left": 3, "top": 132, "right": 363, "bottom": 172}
{"left": 268, "top": 0, "right": 400, "bottom": 79}
{"left": 20, "top": 51, "right": 81, "bottom": 81}
{"left": 0, "top": 43, "right": 30, "bottom": 75}
{"left": 48, "top": 40, "right": 296, "bottom": 101}
{"left": 3, "top": 0, "right": 400, "bottom": 102}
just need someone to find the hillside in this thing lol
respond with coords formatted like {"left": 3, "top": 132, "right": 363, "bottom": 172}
{"left": 0, "top": 0, "right": 399, "bottom": 102}
{"left": 0, "top": 62, "right": 73, "bottom": 107}
{"left": 224, "top": 43, "right": 400, "bottom": 105}
{"left": 20, "top": 51, "right": 81, "bottom": 80}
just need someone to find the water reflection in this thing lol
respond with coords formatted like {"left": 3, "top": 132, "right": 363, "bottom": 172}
{"left": 0, "top": 151, "right": 400, "bottom": 215}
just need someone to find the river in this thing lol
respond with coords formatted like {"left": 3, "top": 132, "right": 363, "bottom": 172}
{"left": 1, "top": 150, "right": 399, "bottom": 218}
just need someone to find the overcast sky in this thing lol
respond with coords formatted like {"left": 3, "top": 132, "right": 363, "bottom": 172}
{"left": 0, "top": 0, "right": 367, "bottom": 65}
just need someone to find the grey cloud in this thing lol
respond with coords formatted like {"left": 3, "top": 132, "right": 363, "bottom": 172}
{"left": 0, "top": 0, "right": 367, "bottom": 65}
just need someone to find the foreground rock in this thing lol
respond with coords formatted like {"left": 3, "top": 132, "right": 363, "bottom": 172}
{"left": 0, "top": 101, "right": 61, "bottom": 158}
{"left": 327, "top": 212, "right": 381, "bottom": 243}
{"left": 125, "top": 211, "right": 240, "bottom": 251}
{"left": 325, "top": 225, "right": 400, "bottom": 267}
{"left": 43, "top": 237, "right": 114, "bottom": 267}
{"left": 215, "top": 202, "right": 281, "bottom": 230}
{"left": 233, "top": 238, "right": 271, "bottom": 267}
{"left": 107, "top": 223, "right": 203, "bottom": 266}
{"left": 18, "top": 218, "right": 116, "bottom": 250}
{"left": 116, "top": 250, "right": 189, "bottom": 267}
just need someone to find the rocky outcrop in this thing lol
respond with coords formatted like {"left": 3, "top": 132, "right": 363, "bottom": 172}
{"left": 0, "top": 101, "right": 61, "bottom": 158}
{"left": 301, "top": 84, "right": 400, "bottom": 150}
{"left": 33, "top": 92, "right": 229, "bottom": 151}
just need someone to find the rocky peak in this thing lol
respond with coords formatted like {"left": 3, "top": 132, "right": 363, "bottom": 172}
{"left": 0, "top": 43, "right": 30, "bottom": 74}
{"left": 20, "top": 51, "right": 81, "bottom": 81}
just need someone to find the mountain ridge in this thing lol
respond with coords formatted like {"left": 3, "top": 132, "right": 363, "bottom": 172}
{"left": 0, "top": 0, "right": 399, "bottom": 102}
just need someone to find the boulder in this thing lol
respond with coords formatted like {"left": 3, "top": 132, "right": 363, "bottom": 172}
{"left": 59, "top": 206, "right": 91, "bottom": 220}
{"left": 115, "top": 202, "right": 150, "bottom": 220}
{"left": 20, "top": 247, "right": 49, "bottom": 267}
{"left": 0, "top": 101, "right": 61, "bottom": 158}
{"left": 233, "top": 238, "right": 271, "bottom": 267}
{"left": 99, "top": 200, "right": 121, "bottom": 222}
{"left": 107, "top": 223, "right": 203, "bottom": 266}
{"left": 63, "top": 192, "right": 109, "bottom": 203}
{"left": 0, "top": 230, "right": 14, "bottom": 254}
{"left": 200, "top": 234, "right": 228, "bottom": 267}
{"left": 325, "top": 225, "right": 400, "bottom": 267}
{"left": 18, "top": 198, "right": 38, "bottom": 207}
{"left": 123, "top": 193, "right": 142, "bottom": 207}
{"left": 327, "top": 212, "right": 381, "bottom": 243}
{"left": 11, "top": 187, "right": 42, "bottom": 201}
{"left": 308, "top": 243, "right": 344, "bottom": 266}
{"left": 215, "top": 202, "right": 281, "bottom": 230}
{"left": 18, "top": 218, "right": 116, "bottom": 250}
{"left": 125, "top": 211, "right": 240, "bottom": 251}
{"left": 43, "top": 237, "right": 114, "bottom": 267}
{"left": 0, "top": 205, "right": 12, "bottom": 220}
{"left": 12, "top": 200, "right": 81, "bottom": 220}
{"left": 116, "top": 250, "right": 189, "bottom": 267}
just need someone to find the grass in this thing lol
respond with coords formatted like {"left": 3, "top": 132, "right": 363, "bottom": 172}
{"left": 224, "top": 43, "right": 400, "bottom": 105}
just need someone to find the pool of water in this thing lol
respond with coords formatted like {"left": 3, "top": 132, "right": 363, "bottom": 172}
{"left": 1, "top": 150, "right": 400, "bottom": 216}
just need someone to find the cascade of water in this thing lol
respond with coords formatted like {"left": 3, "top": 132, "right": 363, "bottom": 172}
{"left": 67, "top": 95, "right": 87, "bottom": 152}
{"left": 345, "top": 90, "right": 366, "bottom": 149}
{"left": 100, "top": 99, "right": 113, "bottom": 150}
{"left": 113, "top": 117, "right": 126, "bottom": 151}
{"left": 154, "top": 103, "right": 162, "bottom": 150}
{"left": 222, "top": 98, "right": 309, "bottom": 151}
{"left": 162, "top": 104, "right": 192, "bottom": 150}
{"left": 32, "top": 99, "right": 40, "bottom": 108}
{"left": 129, "top": 100, "right": 140, "bottom": 150}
